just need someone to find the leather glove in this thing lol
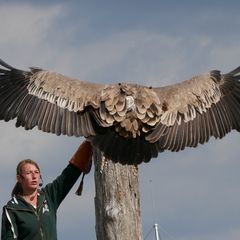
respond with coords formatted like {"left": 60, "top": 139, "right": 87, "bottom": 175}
{"left": 69, "top": 140, "right": 93, "bottom": 173}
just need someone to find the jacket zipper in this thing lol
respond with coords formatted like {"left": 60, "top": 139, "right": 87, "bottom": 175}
{"left": 34, "top": 210, "right": 44, "bottom": 239}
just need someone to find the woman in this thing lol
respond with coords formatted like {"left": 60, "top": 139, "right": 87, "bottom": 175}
{"left": 1, "top": 140, "right": 93, "bottom": 240}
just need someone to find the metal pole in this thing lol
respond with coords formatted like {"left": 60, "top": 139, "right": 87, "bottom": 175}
{"left": 153, "top": 223, "right": 160, "bottom": 240}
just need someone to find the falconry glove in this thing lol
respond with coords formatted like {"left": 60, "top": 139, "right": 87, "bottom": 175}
{"left": 69, "top": 140, "right": 93, "bottom": 173}
{"left": 69, "top": 140, "right": 93, "bottom": 195}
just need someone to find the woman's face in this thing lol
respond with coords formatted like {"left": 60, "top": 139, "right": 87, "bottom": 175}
{"left": 17, "top": 163, "right": 40, "bottom": 193}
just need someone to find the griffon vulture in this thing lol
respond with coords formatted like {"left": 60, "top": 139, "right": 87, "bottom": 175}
{"left": 0, "top": 59, "right": 239, "bottom": 164}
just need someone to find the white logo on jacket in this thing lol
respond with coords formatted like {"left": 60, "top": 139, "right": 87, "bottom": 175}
{"left": 42, "top": 200, "right": 49, "bottom": 214}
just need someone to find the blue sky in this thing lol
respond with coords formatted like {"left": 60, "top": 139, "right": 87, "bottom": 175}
{"left": 0, "top": 1, "right": 240, "bottom": 239}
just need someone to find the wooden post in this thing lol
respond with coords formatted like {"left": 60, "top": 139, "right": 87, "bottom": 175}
{"left": 94, "top": 148, "right": 143, "bottom": 240}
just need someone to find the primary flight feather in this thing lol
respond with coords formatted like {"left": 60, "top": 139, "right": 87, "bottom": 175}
{"left": 0, "top": 58, "right": 240, "bottom": 164}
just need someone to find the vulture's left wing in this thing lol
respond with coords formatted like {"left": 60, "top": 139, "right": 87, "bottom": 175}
{"left": 0, "top": 59, "right": 105, "bottom": 137}
{"left": 147, "top": 68, "right": 240, "bottom": 152}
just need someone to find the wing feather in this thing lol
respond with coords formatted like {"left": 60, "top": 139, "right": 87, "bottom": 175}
{"left": 0, "top": 85, "right": 22, "bottom": 119}
{"left": 60, "top": 108, "right": 67, "bottom": 135}
{"left": 23, "top": 96, "right": 41, "bottom": 130}
{"left": 15, "top": 95, "right": 34, "bottom": 128}
{"left": 204, "top": 110, "right": 212, "bottom": 142}
{"left": 54, "top": 106, "right": 63, "bottom": 136}
{"left": 44, "top": 103, "right": 55, "bottom": 133}
{"left": 226, "top": 95, "right": 240, "bottom": 130}
{"left": 175, "top": 122, "right": 185, "bottom": 151}
{"left": 199, "top": 110, "right": 207, "bottom": 144}
{"left": 37, "top": 101, "right": 50, "bottom": 131}
{"left": 0, "top": 87, "right": 26, "bottom": 121}
{"left": 49, "top": 104, "right": 58, "bottom": 134}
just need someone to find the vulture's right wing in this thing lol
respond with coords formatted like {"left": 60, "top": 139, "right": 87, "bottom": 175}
{"left": 0, "top": 59, "right": 106, "bottom": 137}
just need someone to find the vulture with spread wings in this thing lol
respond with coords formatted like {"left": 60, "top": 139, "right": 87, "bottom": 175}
{"left": 0, "top": 59, "right": 240, "bottom": 164}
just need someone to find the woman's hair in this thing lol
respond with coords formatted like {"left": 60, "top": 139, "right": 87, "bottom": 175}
{"left": 11, "top": 159, "right": 41, "bottom": 197}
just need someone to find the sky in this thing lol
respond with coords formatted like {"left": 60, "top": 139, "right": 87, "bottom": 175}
{"left": 0, "top": 1, "right": 240, "bottom": 239}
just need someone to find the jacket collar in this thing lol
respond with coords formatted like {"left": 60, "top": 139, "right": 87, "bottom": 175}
{"left": 5, "top": 191, "right": 46, "bottom": 210}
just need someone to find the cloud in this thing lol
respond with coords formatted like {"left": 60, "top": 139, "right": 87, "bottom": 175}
{"left": 0, "top": 4, "right": 60, "bottom": 44}
{"left": 0, "top": 3, "right": 65, "bottom": 67}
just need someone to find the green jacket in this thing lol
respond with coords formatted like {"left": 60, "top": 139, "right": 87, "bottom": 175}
{"left": 1, "top": 164, "right": 81, "bottom": 240}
